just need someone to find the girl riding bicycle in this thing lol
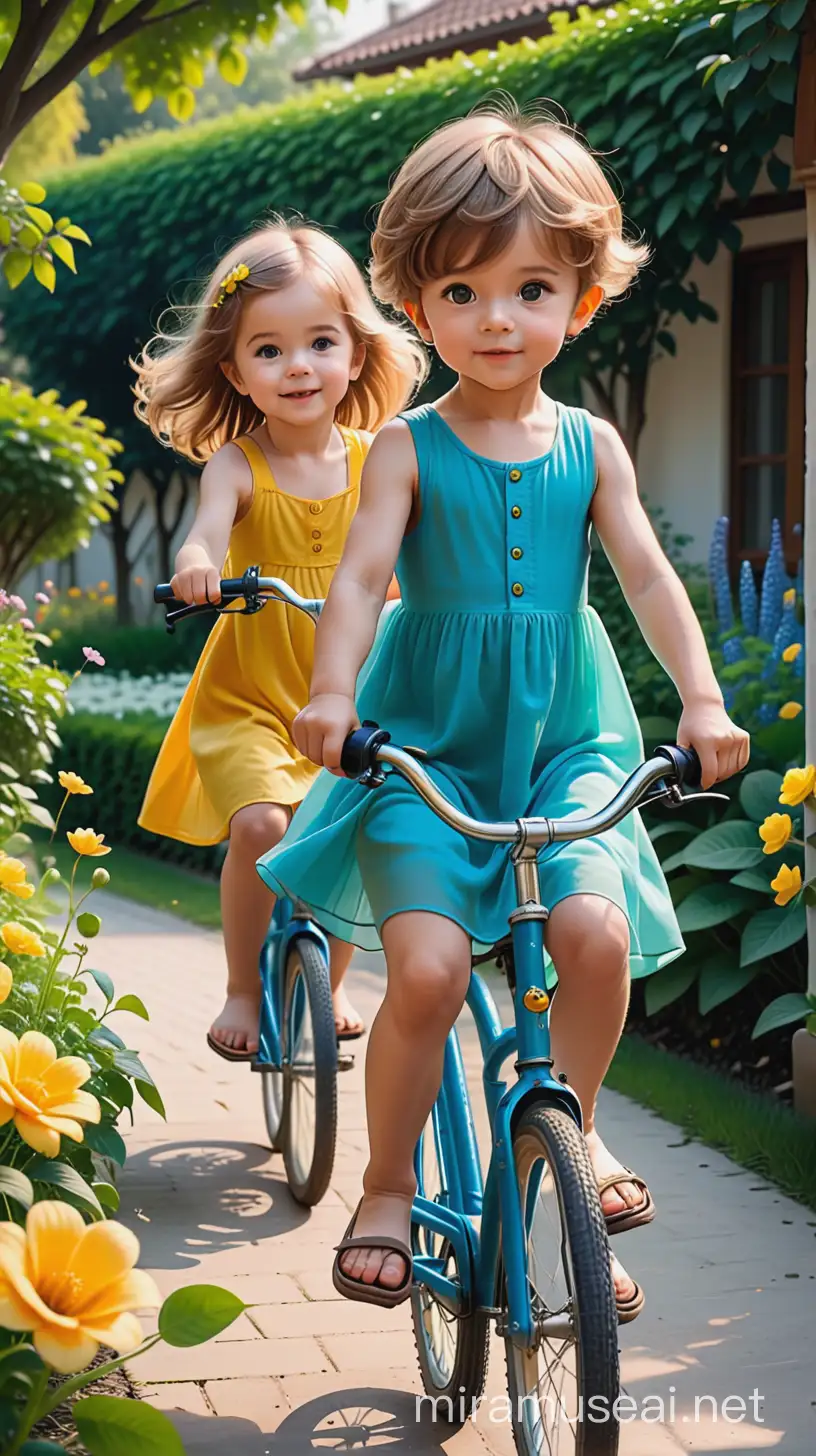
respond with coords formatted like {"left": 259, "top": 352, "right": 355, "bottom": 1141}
{"left": 133, "top": 221, "right": 424, "bottom": 1060}
{"left": 257, "top": 110, "right": 750, "bottom": 1312}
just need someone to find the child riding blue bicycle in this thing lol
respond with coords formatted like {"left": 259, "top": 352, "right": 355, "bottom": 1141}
{"left": 257, "top": 105, "right": 750, "bottom": 1327}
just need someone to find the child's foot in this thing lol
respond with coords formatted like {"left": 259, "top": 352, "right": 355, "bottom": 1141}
{"left": 333, "top": 983, "right": 365, "bottom": 1040}
{"left": 338, "top": 1191, "right": 412, "bottom": 1291}
{"left": 209, "top": 993, "right": 260, "bottom": 1056}
{"left": 585, "top": 1129, "right": 649, "bottom": 1220}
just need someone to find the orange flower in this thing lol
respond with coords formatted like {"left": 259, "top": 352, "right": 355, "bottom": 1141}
{"left": 0, "top": 1028, "right": 100, "bottom": 1157}
{"left": 0, "top": 857, "right": 36, "bottom": 900}
{"left": 0, "top": 962, "right": 12, "bottom": 1004}
{"left": 779, "top": 702, "right": 803, "bottom": 720}
{"left": 770, "top": 864, "right": 802, "bottom": 907}
{"left": 58, "top": 771, "right": 93, "bottom": 797}
{"left": 67, "top": 828, "right": 111, "bottom": 858}
{"left": 1, "top": 922, "right": 46, "bottom": 957}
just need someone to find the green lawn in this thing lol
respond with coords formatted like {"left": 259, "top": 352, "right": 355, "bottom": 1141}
{"left": 34, "top": 837, "right": 221, "bottom": 929}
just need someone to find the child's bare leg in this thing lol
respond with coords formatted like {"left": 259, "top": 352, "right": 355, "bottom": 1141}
{"left": 339, "top": 911, "right": 471, "bottom": 1291}
{"left": 329, "top": 937, "right": 364, "bottom": 1037}
{"left": 546, "top": 894, "right": 644, "bottom": 1301}
{"left": 211, "top": 802, "right": 290, "bottom": 1054}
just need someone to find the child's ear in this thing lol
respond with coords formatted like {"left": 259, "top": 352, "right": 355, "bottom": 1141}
{"left": 403, "top": 299, "right": 433, "bottom": 343}
{"left": 220, "top": 359, "right": 248, "bottom": 395}
{"left": 566, "top": 284, "right": 604, "bottom": 337}
{"left": 349, "top": 340, "right": 366, "bottom": 381}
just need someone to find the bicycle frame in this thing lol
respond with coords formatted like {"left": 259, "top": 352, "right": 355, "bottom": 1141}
{"left": 254, "top": 895, "right": 330, "bottom": 1073}
{"left": 411, "top": 846, "right": 581, "bottom": 1352}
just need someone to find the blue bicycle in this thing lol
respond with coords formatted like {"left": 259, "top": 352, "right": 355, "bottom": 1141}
{"left": 156, "top": 568, "right": 348, "bottom": 1206}
{"left": 340, "top": 725, "right": 720, "bottom": 1456}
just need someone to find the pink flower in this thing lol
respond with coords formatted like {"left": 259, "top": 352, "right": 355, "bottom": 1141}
{"left": 20, "top": 618, "right": 35, "bottom": 631}
{"left": 9, "top": 595, "right": 26, "bottom": 611}
{"left": 82, "top": 647, "right": 106, "bottom": 668}
{"left": 0, "top": 590, "right": 8, "bottom": 609}
{"left": 44, "top": 580, "right": 54, "bottom": 590}
{"left": 35, "top": 592, "right": 50, "bottom": 605}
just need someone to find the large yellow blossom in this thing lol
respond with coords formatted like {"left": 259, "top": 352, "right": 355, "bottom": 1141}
{"left": 0, "top": 963, "right": 11, "bottom": 1004}
{"left": 0, "top": 858, "right": 35, "bottom": 900}
{"left": 779, "top": 766, "right": 816, "bottom": 807}
{"left": 58, "top": 770, "right": 93, "bottom": 796}
{"left": 0, "top": 1202, "right": 159, "bottom": 1373}
{"left": 779, "top": 702, "right": 803, "bottom": 720}
{"left": 770, "top": 864, "right": 802, "bottom": 908}
{"left": 0, "top": 1029, "right": 100, "bottom": 1156}
{"left": 1, "top": 922, "right": 46, "bottom": 958}
{"left": 783, "top": 642, "right": 802, "bottom": 663}
{"left": 759, "top": 813, "right": 792, "bottom": 856}
{"left": 67, "top": 828, "right": 111, "bottom": 858}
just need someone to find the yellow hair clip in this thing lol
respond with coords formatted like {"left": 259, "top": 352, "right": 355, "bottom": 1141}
{"left": 212, "top": 262, "right": 250, "bottom": 309}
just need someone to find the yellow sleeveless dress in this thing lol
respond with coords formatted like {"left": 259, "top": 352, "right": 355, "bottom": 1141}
{"left": 138, "top": 426, "right": 370, "bottom": 846}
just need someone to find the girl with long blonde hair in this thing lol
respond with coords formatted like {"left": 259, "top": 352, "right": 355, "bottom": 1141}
{"left": 134, "top": 220, "right": 424, "bottom": 1059}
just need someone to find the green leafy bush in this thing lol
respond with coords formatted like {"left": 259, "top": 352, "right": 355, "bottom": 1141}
{"left": 48, "top": 617, "right": 213, "bottom": 677}
{"left": 0, "top": 380, "right": 121, "bottom": 587}
{"left": 0, "top": 177, "right": 90, "bottom": 293}
{"left": 0, "top": 601, "right": 69, "bottom": 830}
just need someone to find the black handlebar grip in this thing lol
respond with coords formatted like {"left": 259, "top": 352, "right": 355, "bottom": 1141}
{"left": 655, "top": 744, "right": 702, "bottom": 789}
{"left": 154, "top": 583, "right": 177, "bottom": 604}
{"left": 340, "top": 722, "right": 391, "bottom": 779}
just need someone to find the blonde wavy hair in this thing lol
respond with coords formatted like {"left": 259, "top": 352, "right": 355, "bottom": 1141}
{"left": 371, "top": 104, "right": 649, "bottom": 311}
{"left": 133, "top": 221, "right": 427, "bottom": 464}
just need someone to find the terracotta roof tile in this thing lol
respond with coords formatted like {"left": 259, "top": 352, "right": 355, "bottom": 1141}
{"left": 296, "top": 0, "right": 582, "bottom": 81}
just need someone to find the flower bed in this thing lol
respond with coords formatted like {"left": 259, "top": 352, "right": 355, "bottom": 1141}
{"left": 68, "top": 670, "right": 186, "bottom": 722}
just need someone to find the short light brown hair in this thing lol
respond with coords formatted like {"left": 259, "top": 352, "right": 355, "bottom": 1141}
{"left": 133, "top": 221, "right": 427, "bottom": 464}
{"left": 371, "top": 105, "right": 648, "bottom": 311}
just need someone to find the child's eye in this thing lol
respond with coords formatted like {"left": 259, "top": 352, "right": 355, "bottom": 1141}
{"left": 312, "top": 337, "right": 335, "bottom": 352}
{"left": 442, "top": 284, "right": 475, "bottom": 306}
{"left": 256, "top": 344, "right": 280, "bottom": 359}
{"left": 519, "top": 281, "right": 551, "bottom": 302}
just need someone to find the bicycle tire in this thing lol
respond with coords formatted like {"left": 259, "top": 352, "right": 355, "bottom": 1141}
{"left": 503, "top": 1103, "right": 619, "bottom": 1456}
{"left": 281, "top": 937, "right": 337, "bottom": 1206}
{"left": 411, "top": 1108, "right": 490, "bottom": 1417}
{"left": 261, "top": 1067, "right": 284, "bottom": 1152}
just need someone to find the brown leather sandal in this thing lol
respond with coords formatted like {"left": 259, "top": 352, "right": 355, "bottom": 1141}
{"left": 598, "top": 1168, "right": 655, "bottom": 1236}
{"left": 332, "top": 1201, "right": 413, "bottom": 1308}
{"left": 206, "top": 1032, "right": 254, "bottom": 1063}
{"left": 616, "top": 1280, "right": 645, "bottom": 1324}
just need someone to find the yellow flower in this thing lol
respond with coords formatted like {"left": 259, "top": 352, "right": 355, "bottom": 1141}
{"left": 759, "top": 813, "right": 792, "bottom": 855}
{"left": 779, "top": 702, "right": 802, "bottom": 720}
{"left": 0, "top": 963, "right": 11, "bottom": 1004}
{"left": 67, "top": 587, "right": 82, "bottom": 599}
{"left": 0, "top": 1028, "right": 100, "bottom": 1157}
{"left": 779, "top": 765, "right": 816, "bottom": 807}
{"left": 1, "top": 922, "right": 46, "bottom": 958}
{"left": 0, "top": 1202, "right": 159, "bottom": 1373}
{"left": 97, "top": 581, "right": 109, "bottom": 591}
{"left": 784, "top": 588, "right": 796, "bottom": 607}
{"left": 102, "top": 594, "right": 116, "bottom": 607}
{"left": 87, "top": 590, "right": 98, "bottom": 602}
{"left": 58, "top": 770, "right": 93, "bottom": 797}
{"left": 770, "top": 864, "right": 802, "bottom": 907}
{"left": 783, "top": 643, "right": 802, "bottom": 663}
{"left": 67, "top": 828, "right": 111, "bottom": 858}
{"left": 0, "top": 858, "right": 35, "bottom": 900}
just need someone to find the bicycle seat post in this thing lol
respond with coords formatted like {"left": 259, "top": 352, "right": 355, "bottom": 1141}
{"left": 508, "top": 831, "right": 555, "bottom": 1076}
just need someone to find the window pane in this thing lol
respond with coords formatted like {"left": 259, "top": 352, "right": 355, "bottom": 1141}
{"left": 745, "top": 276, "right": 788, "bottom": 365}
{"left": 741, "top": 375, "right": 788, "bottom": 456}
{"left": 740, "top": 463, "right": 786, "bottom": 550}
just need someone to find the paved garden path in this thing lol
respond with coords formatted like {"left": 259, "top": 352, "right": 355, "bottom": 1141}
{"left": 93, "top": 893, "right": 814, "bottom": 1455}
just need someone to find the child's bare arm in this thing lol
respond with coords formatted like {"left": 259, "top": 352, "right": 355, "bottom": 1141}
{"left": 590, "top": 418, "right": 749, "bottom": 789}
{"left": 295, "top": 422, "right": 416, "bottom": 771}
{"left": 171, "top": 444, "right": 252, "bottom": 604}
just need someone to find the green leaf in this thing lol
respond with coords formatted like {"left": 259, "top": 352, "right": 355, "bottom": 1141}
{"left": 0, "top": 212, "right": 9, "bottom": 245}
{"left": 218, "top": 45, "right": 248, "bottom": 87}
{"left": 18, "top": 182, "right": 47, "bottom": 204}
{"left": 656, "top": 194, "right": 683, "bottom": 238}
{"left": 739, "top": 769, "right": 787, "bottom": 823}
{"left": 24, "top": 205, "right": 53, "bottom": 232}
{"left": 677, "top": 881, "right": 756, "bottom": 932}
{"left": 649, "top": 821, "right": 696, "bottom": 845}
{"left": 645, "top": 962, "right": 697, "bottom": 1015}
{"left": 93, "top": 1181, "right": 120, "bottom": 1212}
{"left": 62, "top": 223, "right": 91, "bottom": 246}
{"left": 49, "top": 235, "right": 77, "bottom": 274}
{"left": 167, "top": 86, "right": 196, "bottom": 123}
{"left": 741, "top": 905, "right": 807, "bottom": 968}
{"left": 680, "top": 110, "right": 708, "bottom": 143}
{"left": 752, "top": 992, "right": 812, "bottom": 1039}
{"left": 767, "top": 153, "right": 791, "bottom": 192}
{"left": 731, "top": 867, "right": 774, "bottom": 894}
{"left": 0, "top": 1164, "right": 34, "bottom": 1209}
{"left": 135, "top": 1078, "right": 166, "bottom": 1120}
{"left": 89, "top": 1025, "right": 126, "bottom": 1051}
{"left": 698, "top": 957, "right": 760, "bottom": 1014}
{"left": 113, "top": 1048, "right": 153, "bottom": 1082}
{"left": 715, "top": 56, "right": 751, "bottom": 103}
{"left": 656, "top": 331, "right": 677, "bottom": 356}
{"left": 732, "top": 2, "right": 771, "bottom": 40}
{"left": 804, "top": 884, "right": 816, "bottom": 908}
{"left": 26, "top": 1157, "right": 104, "bottom": 1218}
{"left": 632, "top": 141, "right": 659, "bottom": 181}
{"left": 99, "top": 1069, "right": 133, "bottom": 1110}
{"left": 75, "top": 1395, "right": 185, "bottom": 1456}
{"left": 64, "top": 1005, "right": 98, "bottom": 1033}
{"left": 682, "top": 820, "right": 766, "bottom": 871}
{"left": 89, "top": 968, "right": 114, "bottom": 1003}
{"left": 766, "top": 63, "right": 797, "bottom": 105}
{"left": 779, "top": 0, "right": 809, "bottom": 25}
{"left": 112, "top": 993, "right": 149, "bottom": 1020}
{"left": 21, "top": 1443, "right": 69, "bottom": 1454}
{"left": 82, "top": 1122, "right": 127, "bottom": 1166}
{"left": 3, "top": 250, "right": 32, "bottom": 289}
{"left": 158, "top": 1285, "right": 246, "bottom": 1347}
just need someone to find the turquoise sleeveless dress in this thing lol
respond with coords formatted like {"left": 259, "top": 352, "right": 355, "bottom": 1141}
{"left": 257, "top": 402, "right": 684, "bottom": 984}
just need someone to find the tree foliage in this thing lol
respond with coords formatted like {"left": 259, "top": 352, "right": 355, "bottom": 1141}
{"left": 2, "top": 0, "right": 801, "bottom": 478}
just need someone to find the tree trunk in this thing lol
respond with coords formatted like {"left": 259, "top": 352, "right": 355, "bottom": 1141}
{"left": 108, "top": 511, "right": 134, "bottom": 627}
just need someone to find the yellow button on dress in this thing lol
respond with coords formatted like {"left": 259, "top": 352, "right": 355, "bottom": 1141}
{"left": 138, "top": 427, "right": 369, "bottom": 846}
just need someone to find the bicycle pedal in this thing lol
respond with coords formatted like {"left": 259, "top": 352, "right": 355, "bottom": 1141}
{"left": 337, "top": 1052, "right": 355, "bottom": 1072}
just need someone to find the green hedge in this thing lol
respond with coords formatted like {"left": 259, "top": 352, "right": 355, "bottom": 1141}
{"left": 46, "top": 713, "right": 224, "bottom": 875}
{"left": 1, "top": 0, "right": 798, "bottom": 475}
{"left": 48, "top": 616, "right": 214, "bottom": 676}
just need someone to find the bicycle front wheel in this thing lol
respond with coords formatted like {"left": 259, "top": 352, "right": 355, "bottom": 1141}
{"left": 503, "top": 1103, "right": 619, "bottom": 1456}
{"left": 281, "top": 938, "right": 337, "bottom": 1206}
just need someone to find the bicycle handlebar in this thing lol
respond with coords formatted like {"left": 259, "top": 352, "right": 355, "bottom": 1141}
{"left": 154, "top": 568, "right": 322, "bottom": 629}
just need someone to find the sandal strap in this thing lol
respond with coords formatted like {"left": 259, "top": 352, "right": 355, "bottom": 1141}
{"left": 596, "top": 1169, "right": 648, "bottom": 1196}
{"left": 334, "top": 1233, "right": 412, "bottom": 1260}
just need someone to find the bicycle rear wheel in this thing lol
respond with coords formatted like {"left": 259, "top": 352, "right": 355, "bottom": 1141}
{"left": 503, "top": 1103, "right": 619, "bottom": 1456}
{"left": 411, "top": 1100, "right": 490, "bottom": 1415}
{"left": 281, "top": 937, "right": 337, "bottom": 1206}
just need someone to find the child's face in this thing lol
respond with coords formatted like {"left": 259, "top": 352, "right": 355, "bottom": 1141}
{"left": 222, "top": 276, "right": 365, "bottom": 426}
{"left": 414, "top": 218, "right": 599, "bottom": 392}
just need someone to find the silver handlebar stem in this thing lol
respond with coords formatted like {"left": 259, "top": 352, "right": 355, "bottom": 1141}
{"left": 255, "top": 576, "right": 323, "bottom": 623}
